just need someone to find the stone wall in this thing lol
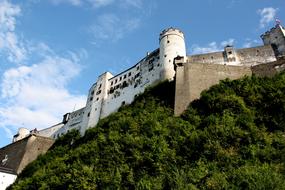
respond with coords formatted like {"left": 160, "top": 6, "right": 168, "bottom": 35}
{"left": 174, "top": 63, "right": 252, "bottom": 116}
{"left": 174, "top": 59, "right": 285, "bottom": 116}
{"left": 0, "top": 135, "right": 54, "bottom": 174}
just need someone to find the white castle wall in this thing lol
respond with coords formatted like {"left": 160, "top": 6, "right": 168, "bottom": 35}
{"left": 38, "top": 123, "right": 64, "bottom": 139}
{"left": 0, "top": 171, "right": 17, "bottom": 190}
{"left": 159, "top": 28, "right": 186, "bottom": 80}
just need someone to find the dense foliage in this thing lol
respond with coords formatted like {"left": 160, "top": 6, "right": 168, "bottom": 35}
{"left": 10, "top": 72, "right": 285, "bottom": 190}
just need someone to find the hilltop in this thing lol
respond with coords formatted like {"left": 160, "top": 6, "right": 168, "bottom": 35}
{"left": 9, "top": 72, "right": 285, "bottom": 190}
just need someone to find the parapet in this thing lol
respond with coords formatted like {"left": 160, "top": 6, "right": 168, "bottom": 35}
{"left": 159, "top": 27, "right": 184, "bottom": 41}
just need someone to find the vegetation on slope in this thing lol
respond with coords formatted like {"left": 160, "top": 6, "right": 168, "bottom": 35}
{"left": 10, "top": 72, "right": 285, "bottom": 190}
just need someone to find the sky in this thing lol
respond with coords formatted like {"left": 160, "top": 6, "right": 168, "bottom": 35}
{"left": 0, "top": 0, "right": 284, "bottom": 147}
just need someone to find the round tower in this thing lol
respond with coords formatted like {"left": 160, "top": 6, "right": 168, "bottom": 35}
{"left": 159, "top": 28, "right": 186, "bottom": 80}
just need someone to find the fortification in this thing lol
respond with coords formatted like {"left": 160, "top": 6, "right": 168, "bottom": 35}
{"left": 7, "top": 23, "right": 285, "bottom": 141}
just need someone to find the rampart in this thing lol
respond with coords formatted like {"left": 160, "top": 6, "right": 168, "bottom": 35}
{"left": 174, "top": 59, "right": 285, "bottom": 116}
{"left": 0, "top": 135, "right": 54, "bottom": 174}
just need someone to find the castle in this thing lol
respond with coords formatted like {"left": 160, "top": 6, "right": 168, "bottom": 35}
{"left": 1, "top": 23, "right": 285, "bottom": 189}
{"left": 12, "top": 23, "right": 285, "bottom": 142}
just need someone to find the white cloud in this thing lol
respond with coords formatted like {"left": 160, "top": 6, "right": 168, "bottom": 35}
{"left": 50, "top": 0, "right": 82, "bottom": 6}
{"left": 0, "top": 1, "right": 87, "bottom": 141}
{"left": 48, "top": 0, "right": 144, "bottom": 8}
{"left": 258, "top": 7, "right": 278, "bottom": 28}
{"left": 242, "top": 38, "right": 261, "bottom": 48}
{"left": 90, "top": 13, "right": 141, "bottom": 42}
{"left": 0, "top": 55, "right": 86, "bottom": 136}
{"left": 191, "top": 38, "right": 235, "bottom": 54}
{"left": 0, "top": 0, "right": 27, "bottom": 63}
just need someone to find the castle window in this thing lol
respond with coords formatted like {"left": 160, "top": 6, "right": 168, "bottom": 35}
{"left": 120, "top": 76, "right": 122, "bottom": 81}
{"left": 136, "top": 66, "right": 139, "bottom": 70}
{"left": 87, "top": 112, "right": 90, "bottom": 117}
{"left": 122, "top": 101, "right": 126, "bottom": 106}
{"left": 115, "top": 79, "right": 117, "bottom": 84}
{"left": 128, "top": 72, "right": 131, "bottom": 76}
{"left": 111, "top": 81, "right": 113, "bottom": 85}
{"left": 167, "top": 40, "right": 170, "bottom": 43}
{"left": 164, "top": 54, "right": 167, "bottom": 57}
{"left": 96, "top": 90, "right": 101, "bottom": 95}
{"left": 91, "top": 90, "right": 94, "bottom": 95}
{"left": 228, "top": 51, "right": 232, "bottom": 55}
{"left": 169, "top": 60, "right": 171, "bottom": 62}
{"left": 90, "top": 97, "right": 93, "bottom": 101}
{"left": 124, "top": 74, "right": 127, "bottom": 79}
{"left": 96, "top": 97, "right": 99, "bottom": 101}
{"left": 99, "top": 84, "right": 102, "bottom": 89}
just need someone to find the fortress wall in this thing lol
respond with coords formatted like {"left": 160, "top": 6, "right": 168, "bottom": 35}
{"left": 251, "top": 59, "right": 285, "bottom": 77}
{"left": 38, "top": 123, "right": 64, "bottom": 139}
{"left": 237, "top": 45, "right": 276, "bottom": 65}
{"left": 0, "top": 135, "right": 54, "bottom": 174}
{"left": 187, "top": 51, "right": 225, "bottom": 64}
{"left": 0, "top": 138, "right": 29, "bottom": 174}
{"left": 19, "top": 135, "right": 54, "bottom": 174}
{"left": 174, "top": 63, "right": 252, "bottom": 115}
{"left": 101, "top": 50, "right": 162, "bottom": 118}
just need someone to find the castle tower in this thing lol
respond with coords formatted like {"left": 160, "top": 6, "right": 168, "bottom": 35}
{"left": 261, "top": 24, "right": 285, "bottom": 56}
{"left": 81, "top": 72, "right": 113, "bottom": 134}
{"left": 159, "top": 28, "right": 186, "bottom": 80}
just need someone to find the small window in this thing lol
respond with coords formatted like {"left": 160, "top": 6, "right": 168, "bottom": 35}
{"left": 96, "top": 97, "right": 99, "bottom": 101}
{"left": 91, "top": 90, "right": 94, "bottom": 95}
{"left": 96, "top": 90, "right": 101, "bottom": 95}
{"left": 169, "top": 60, "right": 171, "bottom": 62}
{"left": 87, "top": 112, "right": 90, "bottom": 117}
{"left": 164, "top": 54, "right": 167, "bottom": 57}
{"left": 122, "top": 101, "right": 126, "bottom": 106}
{"left": 136, "top": 66, "right": 140, "bottom": 70}
{"left": 111, "top": 81, "right": 113, "bottom": 85}
{"left": 115, "top": 79, "right": 117, "bottom": 84}
{"left": 120, "top": 77, "right": 122, "bottom": 81}
{"left": 228, "top": 51, "right": 232, "bottom": 55}
{"left": 90, "top": 97, "right": 93, "bottom": 101}
{"left": 167, "top": 40, "right": 170, "bottom": 43}
{"left": 124, "top": 74, "right": 127, "bottom": 79}
{"left": 128, "top": 72, "right": 131, "bottom": 76}
{"left": 99, "top": 84, "right": 102, "bottom": 89}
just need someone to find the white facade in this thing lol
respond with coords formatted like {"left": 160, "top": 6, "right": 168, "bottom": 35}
{"left": 11, "top": 25, "right": 285, "bottom": 141}
{"left": 159, "top": 28, "right": 186, "bottom": 80}
{"left": 12, "top": 128, "right": 30, "bottom": 142}
{"left": 0, "top": 171, "right": 17, "bottom": 190}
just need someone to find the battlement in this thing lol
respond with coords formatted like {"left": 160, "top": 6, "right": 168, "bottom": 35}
{"left": 159, "top": 27, "right": 184, "bottom": 41}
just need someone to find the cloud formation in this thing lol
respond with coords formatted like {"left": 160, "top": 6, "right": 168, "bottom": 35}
{"left": 0, "top": 54, "right": 86, "bottom": 138}
{"left": 0, "top": 0, "right": 27, "bottom": 63}
{"left": 48, "top": 0, "right": 144, "bottom": 9}
{"left": 90, "top": 13, "right": 141, "bottom": 42}
{"left": 191, "top": 38, "right": 235, "bottom": 54}
{"left": 258, "top": 7, "right": 278, "bottom": 28}
{"left": 0, "top": 1, "right": 86, "bottom": 140}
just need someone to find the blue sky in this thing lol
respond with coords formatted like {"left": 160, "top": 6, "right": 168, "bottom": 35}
{"left": 0, "top": 0, "right": 284, "bottom": 147}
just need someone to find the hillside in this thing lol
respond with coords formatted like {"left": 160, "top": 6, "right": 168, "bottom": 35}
{"left": 9, "top": 72, "right": 285, "bottom": 190}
